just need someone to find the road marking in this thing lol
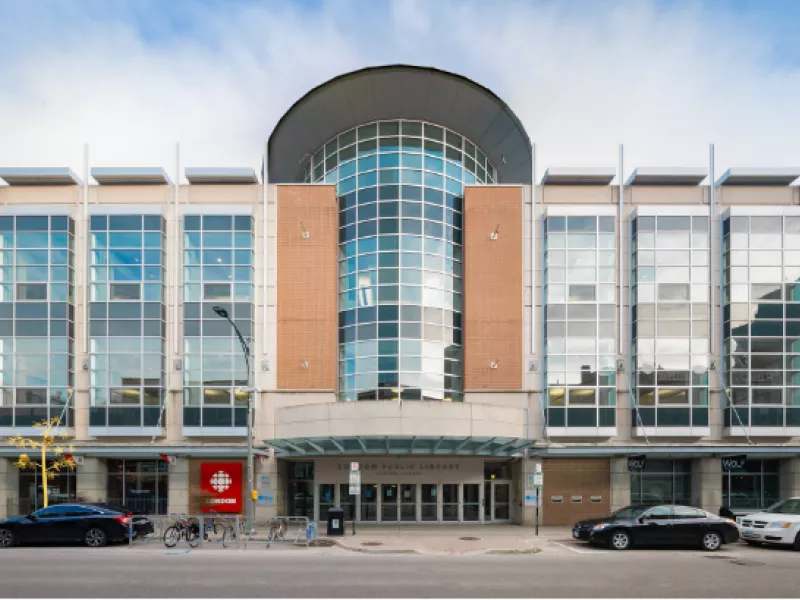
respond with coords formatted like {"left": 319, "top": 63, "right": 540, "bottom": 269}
{"left": 550, "top": 541, "right": 607, "bottom": 555}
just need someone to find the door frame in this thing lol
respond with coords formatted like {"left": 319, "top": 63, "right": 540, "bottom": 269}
{"left": 483, "top": 480, "right": 512, "bottom": 523}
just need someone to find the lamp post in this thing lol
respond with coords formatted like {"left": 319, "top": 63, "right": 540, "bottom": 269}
{"left": 212, "top": 306, "right": 255, "bottom": 536}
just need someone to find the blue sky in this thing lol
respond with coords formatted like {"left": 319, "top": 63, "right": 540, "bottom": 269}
{"left": 0, "top": 0, "right": 798, "bottom": 178}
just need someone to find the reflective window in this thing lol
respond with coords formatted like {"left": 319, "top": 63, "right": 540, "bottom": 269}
{"left": 545, "top": 215, "right": 616, "bottom": 429}
{"left": 632, "top": 215, "right": 709, "bottom": 428}
{"left": 0, "top": 215, "right": 75, "bottom": 429}
{"left": 630, "top": 459, "right": 691, "bottom": 506}
{"left": 723, "top": 216, "right": 800, "bottom": 428}
{"left": 311, "top": 121, "right": 492, "bottom": 403}
{"left": 722, "top": 459, "right": 780, "bottom": 510}
{"left": 182, "top": 215, "right": 253, "bottom": 428}
{"left": 89, "top": 215, "right": 165, "bottom": 428}
{"left": 106, "top": 459, "right": 168, "bottom": 514}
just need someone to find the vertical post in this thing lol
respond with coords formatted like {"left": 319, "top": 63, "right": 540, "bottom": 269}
{"left": 535, "top": 488, "right": 539, "bottom": 536}
{"left": 618, "top": 144, "right": 624, "bottom": 356}
{"left": 41, "top": 440, "right": 48, "bottom": 508}
{"left": 82, "top": 143, "right": 89, "bottom": 349}
{"left": 247, "top": 355, "right": 254, "bottom": 537}
{"left": 352, "top": 500, "right": 356, "bottom": 535}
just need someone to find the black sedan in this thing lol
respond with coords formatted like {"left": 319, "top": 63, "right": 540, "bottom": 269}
{"left": 0, "top": 503, "right": 154, "bottom": 548}
{"left": 573, "top": 504, "right": 739, "bottom": 551}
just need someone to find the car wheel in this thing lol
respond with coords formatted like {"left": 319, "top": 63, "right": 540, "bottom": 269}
{"left": 701, "top": 531, "right": 722, "bottom": 551}
{"left": 84, "top": 528, "right": 107, "bottom": 548}
{"left": 609, "top": 530, "right": 632, "bottom": 550}
{"left": 793, "top": 532, "right": 800, "bottom": 552}
{"left": 0, "top": 528, "right": 14, "bottom": 548}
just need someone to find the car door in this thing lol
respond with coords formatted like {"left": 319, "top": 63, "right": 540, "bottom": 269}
{"left": 62, "top": 506, "right": 98, "bottom": 541}
{"left": 636, "top": 506, "right": 674, "bottom": 546}
{"left": 24, "top": 506, "right": 69, "bottom": 543}
{"left": 671, "top": 506, "right": 708, "bottom": 544}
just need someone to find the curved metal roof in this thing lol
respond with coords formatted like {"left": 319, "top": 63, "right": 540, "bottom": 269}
{"left": 268, "top": 65, "right": 532, "bottom": 184}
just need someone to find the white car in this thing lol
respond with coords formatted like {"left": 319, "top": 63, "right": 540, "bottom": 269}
{"left": 737, "top": 497, "right": 800, "bottom": 550}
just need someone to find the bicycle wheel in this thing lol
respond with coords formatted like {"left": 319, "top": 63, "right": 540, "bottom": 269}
{"left": 163, "top": 526, "right": 181, "bottom": 548}
{"left": 186, "top": 523, "right": 201, "bottom": 548}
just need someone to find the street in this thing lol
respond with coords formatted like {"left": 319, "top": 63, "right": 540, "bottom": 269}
{"left": 0, "top": 542, "right": 799, "bottom": 598}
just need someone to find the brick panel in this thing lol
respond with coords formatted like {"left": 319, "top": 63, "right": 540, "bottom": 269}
{"left": 542, "top": 458, "right": 611, "bottom": 525}
{"left": 463, "top": 187, "right": 523, "bottom": 390}
{"left": 277, "top": 186, "right": 338, "bottom": 390}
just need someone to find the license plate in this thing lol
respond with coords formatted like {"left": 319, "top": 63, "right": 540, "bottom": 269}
{"left": 743, "top": 530, "right": 754, "bottom": 536}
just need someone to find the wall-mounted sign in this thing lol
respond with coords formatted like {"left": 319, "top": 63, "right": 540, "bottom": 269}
{"left": 200, "top": 462, "right": 243, "bottom": 513}
{"left": 524, "top": 491, "right": 539, "bottom": 507}
{"left": 628, "top": 455, "right": 646, "bottom": 472}
{"left": 721, "top": 455, "right": 747, "bottom": 472}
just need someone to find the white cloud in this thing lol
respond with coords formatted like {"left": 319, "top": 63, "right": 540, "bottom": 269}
{"left": 0, "top": 0, "right": 798, "bottom": 181}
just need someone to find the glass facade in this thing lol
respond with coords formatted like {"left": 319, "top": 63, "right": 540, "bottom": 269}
{"left": 0, "top": 215, "right": 75, "bottom": 428}
{"left": 544, "top": 215, "right": 617, "bottom": 428}
{"left": 106, "top": 459, "right": 169, "bottom": 514}
{"left": 308, "top": 120, "right": 495, "bottom": 402}
{"left": 722, "top": 459, "right": 781, "bottom": 510}
{"left": 89, "top": 215, "right": 166, "bottom": 429}
{"left": 630, "top": 459, "right": 691, "bottom": 505}
{"left": 182, "top": 215, "right": 254, "bottom": 429}
{"left": 632, "top": 215, "right": 710, "bottom": 428}
{"left": 723, "top": 215, "right": 800, "bottom": 428}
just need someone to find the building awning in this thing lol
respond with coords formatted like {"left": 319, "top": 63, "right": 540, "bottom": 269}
{"left": 264, "top": 436, "right": 536, "bottom": 458}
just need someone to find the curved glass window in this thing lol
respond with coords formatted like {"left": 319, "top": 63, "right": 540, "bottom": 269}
{"left": 307, "top": 120, "right": 495, "bottom": 402}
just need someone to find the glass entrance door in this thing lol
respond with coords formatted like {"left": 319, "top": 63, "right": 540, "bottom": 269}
{"left": 463, "top": 484, "right": 480, "bottom": 522}
{"left": 493, "top": 482, "right": 510, "bottom": 521}
{"left": 442, "top": 484, "right": 459, "bottom": 521}
{"left": 400, "top": 484, "right": 416, "bottom": 521}
{"left": 421, "top": 484, "right": 438, "bottom": 521}
{"left": 381, "top": 484, "right": 398, "bottom": 521}
{"left": 483, "top": 482, "right": 491, "bottom": 521}
{"left": 319, "top": 484, "right": 335, "bottom": 522}
{"left": 361, "top": 484, "right": 377, "bottom": 522}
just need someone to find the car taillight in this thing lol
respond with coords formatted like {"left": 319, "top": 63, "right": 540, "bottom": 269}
{"left": 115, "top": 515, "right": 132, "bottom": 526}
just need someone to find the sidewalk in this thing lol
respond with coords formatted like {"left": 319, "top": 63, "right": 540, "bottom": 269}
{"left": 315, "top": 524, "right": 573, "bottom": 555}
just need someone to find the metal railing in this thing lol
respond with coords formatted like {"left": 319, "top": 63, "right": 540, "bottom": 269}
{"left": 126, "top": 514, "right": 317, "bottom": 549}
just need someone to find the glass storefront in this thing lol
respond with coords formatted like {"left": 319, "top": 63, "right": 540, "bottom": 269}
{"left": 630, "top": 459, "right": 692, "bottom": 505}
{"left": 287, "top": 461, "right": 314, "bottom": 519}
{"left": 722, "top": 459, "right": 780, "bottom": 510}
{"left": 17, "top": 461, "right": 76, "bottom": 514}
{"left": 106, "top": 459, "right": 168, "bottom": 514}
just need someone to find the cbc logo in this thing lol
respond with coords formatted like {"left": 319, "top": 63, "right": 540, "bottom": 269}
{"left": 210, "top": 470, "right": 233, "bottom": 493}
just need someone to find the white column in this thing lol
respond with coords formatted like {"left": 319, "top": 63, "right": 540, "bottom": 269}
{"left": 76, "top": 457, "right": 107, "bottom": 503}
{"left": 692, "top": 457, "right": 723, "bottom": 513}
{"left": 167, "top": 459, "right": 190, "bottom": 514}
{"left": 0, "top": 458, "right": 19, "bottom": 518}
{"left": 610, "top": 457, "right": 631, "bottom": 513}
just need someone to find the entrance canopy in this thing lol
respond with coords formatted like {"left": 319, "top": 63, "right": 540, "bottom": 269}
{"left": 265, "top": 436, "right": 535, "bottom": 458}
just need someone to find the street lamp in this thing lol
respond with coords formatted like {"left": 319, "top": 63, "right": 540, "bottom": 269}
{"left": 212, "top": 306, "right": 255, "bottom": 536}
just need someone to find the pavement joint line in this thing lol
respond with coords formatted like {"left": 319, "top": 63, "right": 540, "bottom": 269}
{"left": 550, "top": 540, "right": 608, "bottom": 555}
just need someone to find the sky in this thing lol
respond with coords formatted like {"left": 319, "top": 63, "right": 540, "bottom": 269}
{"left": 0, "top": 0, "right": 799, "bottom": 182}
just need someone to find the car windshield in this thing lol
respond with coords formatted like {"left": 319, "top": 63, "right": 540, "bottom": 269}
{"left": 764, "top": 499, "right": 800, "bottom": 515}
{"left": 611, "top": 506, "right": 651, "bottom": 519}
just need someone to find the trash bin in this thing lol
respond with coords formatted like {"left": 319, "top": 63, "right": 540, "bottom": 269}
{"left": 327, "top": 507, "right": 345, "bottom": 536}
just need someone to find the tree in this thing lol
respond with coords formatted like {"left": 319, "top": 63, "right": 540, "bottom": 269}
{"left": 8, "top": 417, "right": 75, "bottom": 508}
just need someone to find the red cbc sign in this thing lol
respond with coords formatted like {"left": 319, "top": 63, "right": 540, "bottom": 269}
{"left": 200, "top": 462, "right": 243, "bottom": 513}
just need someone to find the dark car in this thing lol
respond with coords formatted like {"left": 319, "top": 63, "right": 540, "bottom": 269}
{"left": 572, "top": 504, "right": 739, "bottom": 551}
{"left": 0, "top": 503, "right": 153, "bottom": 548}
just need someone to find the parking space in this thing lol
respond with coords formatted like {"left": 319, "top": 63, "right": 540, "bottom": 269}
{"left": 545, "top": 537, "right": 796, "bottom": 559}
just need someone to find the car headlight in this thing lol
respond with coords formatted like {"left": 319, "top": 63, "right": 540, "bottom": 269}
{"left": 768, "top": 522, "right": 792, "bottom": 529}
{"left": 592, "top": 523, "right": 610, "bottom": 530}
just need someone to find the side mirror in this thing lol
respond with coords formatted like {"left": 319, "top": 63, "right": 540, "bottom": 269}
{"left": 27, "top": 513, "right": 38, "bottom": 521}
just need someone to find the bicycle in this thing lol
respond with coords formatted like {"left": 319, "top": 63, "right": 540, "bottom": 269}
{"left": 162, "top": 514, "right": 201, "bottom": 548}
{"left": 197, "top": 511, "right": 233, "bottom": 548}
{"left": 267, "top": 518, "right": 286, "bottom": 543}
